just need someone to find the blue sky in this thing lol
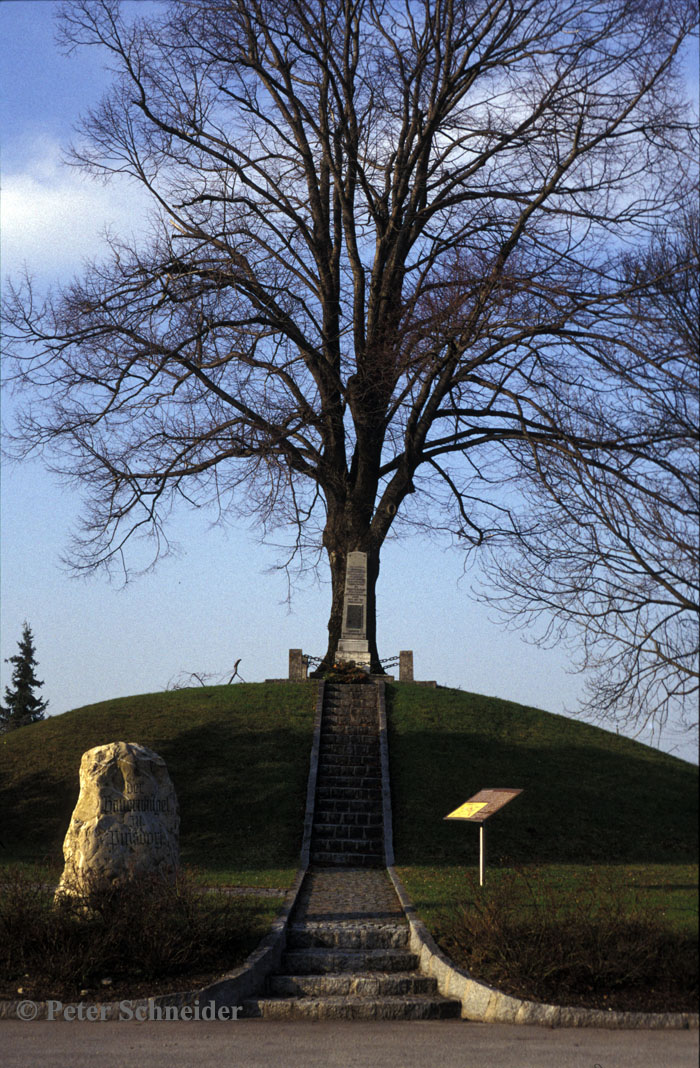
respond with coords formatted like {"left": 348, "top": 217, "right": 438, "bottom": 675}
{"left": 1, "top": 1, "right": 697, "bottom": 764}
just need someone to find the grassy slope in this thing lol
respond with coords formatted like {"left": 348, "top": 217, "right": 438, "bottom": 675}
{"left": 387, "top": 685, "right": 698, "bottom": 866}
{"left": 2, "top": 680, "right": 695, "bottom": 1007}
{"left": 1, "top": 680, "right": 696, "bottom": 879}
{"left": 0, "top": 682, "right": 316, "bottom": 880}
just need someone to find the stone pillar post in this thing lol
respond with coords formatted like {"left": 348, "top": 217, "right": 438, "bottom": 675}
{"left": 289, "top": 649, "right": 307, "bottom": 681}
{"left": 399, "top": 650, "right": 414, "bottom": 682}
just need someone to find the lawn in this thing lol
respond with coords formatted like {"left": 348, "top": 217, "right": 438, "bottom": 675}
{"left": 387, "top": 684, "right": 698, "bottom": 1013}
{"left": 1, "top": 679, "right": 697, "bottom": 1010}
{"left": 0, "top": 682, "right": 317, "bottom": 884}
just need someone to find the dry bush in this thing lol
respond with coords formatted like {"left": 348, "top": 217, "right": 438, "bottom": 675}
{"left": 437, "top": 868, "right": 698, "bottom": 1013}
{"left": 0, "top": 866, "right": 270, "bottom": 999}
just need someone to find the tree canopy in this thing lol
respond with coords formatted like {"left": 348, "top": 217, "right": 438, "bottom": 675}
{"left": 3, "top": 0, "right": 697, "bottom": 684}
{"left": 479, "top": 211, "right": 699, "bottom": 738}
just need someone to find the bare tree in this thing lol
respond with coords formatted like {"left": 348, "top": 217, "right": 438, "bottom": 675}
{"left": 165, "top": 659, "right": 245, "bottom": 688}
{"left": 478, "top": 213, "right": 699, "bottom": 738}
{"left": 3, "top": 0, "right": 697, "bottom": 672}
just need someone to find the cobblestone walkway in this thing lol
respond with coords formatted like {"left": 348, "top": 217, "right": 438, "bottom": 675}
{"left": 292, "top": 867, "right": 405, "bottom": 925}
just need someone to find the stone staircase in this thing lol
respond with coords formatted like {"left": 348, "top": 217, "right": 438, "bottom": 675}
{"left": 241, "top": 683, "right": 461, "bottom": 1020}
{"left": 242, "top": 909, "right": 459, "bottom": 1019}
{"left": 311, "top": 683, "right": 384, "bottom": 868}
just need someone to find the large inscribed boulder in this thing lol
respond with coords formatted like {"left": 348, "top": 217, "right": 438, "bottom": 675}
{"left": 56, "top": 741, "right": 179, "bottom": 897}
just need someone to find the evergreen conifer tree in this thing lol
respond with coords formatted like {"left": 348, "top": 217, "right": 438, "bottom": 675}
{"left": 1, "top": 622, "right": 48, "bottom": 732}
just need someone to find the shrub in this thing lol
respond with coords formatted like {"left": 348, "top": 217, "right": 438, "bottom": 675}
{"left": 0, "top": 866, "right": 277, "bottom": 1000}
{"left": 323, "top": 661, "right": 372, "bottom": 684}
{"left": 435, "top": 867, "right": 698, "bottom": 1013}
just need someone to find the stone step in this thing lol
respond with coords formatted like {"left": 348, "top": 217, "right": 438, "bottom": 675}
{"left": 317, "top": 764, "right": 381, "bottom": 777}
{"left": 312, "top": 815, "right": 383, "bottom": 830}
{"left": 324, "top": 692, "right": 374, "bottom": 700}
{"left": 310, "top": 851, "right": 384, "bottom": 867}
{"left": 320, "top": 726, "right": 380, "bottom": 743}
{"left": 314, "top": 788, "right": 382, "bottom": 803}
{"left": 241, "top": 994, "right": 461, "bottom": 1020}
{"left": 324, "top": 710, "right": 378, "bottom": 718}
{"left": 287, "top": 923, "right": 408, "bottom": 949}
{"left": 312, "top": 824, "right": 383, "bottom": 842}
{"left": 323, "top": 703, "right": 377, "bottom": 714}
{"left": 320, "top": 747, "right": 380, "bottom": 764}
{"left": 319, "top": 750, "right": 380, "bottom": 762}
{"left": 317, "top": 768, "right": 381, "bottom": 781}
{"left": 317, "top": 764, "right": 381, "bottom": 780}
{"left": 325, "top": 685, "right": 377, "bottom": 696}
{"left": 322, "top": 730, "right": 378, "bottom": 740}
{"left": 316, "top": 774, "right": 382, "bottom": 789}
{"left": 281, "top": 947, "right": 419, "bottom": 974}
{"left": 313, "top": 809, "right": 383, "bottom": 826}
{"left": 320, "top": 730, "right": 379, "bottom": 744}
{"left": 318, "top": 784, "right": 380, "bottom": 797}
{"left": 324, "top": 699, "right": 378, "bottom": 709}
{"left": 267, "top": 971, "right": 436, "bottom": 997}
{"left": 316, "top": 785, "right": 382, "bottom": 802}
{"left": 323, "top": 709, "right": 377, "bottom": 720}
{"left": 320, "top": 744, "right": 379, "bottom": 760}
{"left": 323, "top": 706, "right": 377, "bottom": 718}
{"left": 323, "top": 705, "right": 377, "bottom": 716}
{"left": 311, "top": 834, "right": 383, "bottom": 852}
{"left": 322, "top": 730, "right": 378, "bottom": 742}
{"left": 313, "top": 797, "right": 382, "bottom": 814}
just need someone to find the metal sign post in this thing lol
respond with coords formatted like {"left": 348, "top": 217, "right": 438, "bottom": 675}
{"left": 479, "top": 823, "right": 485, "bottom": 887}
{"left": 444, "top": 788, "right": 522, "bottom": 887}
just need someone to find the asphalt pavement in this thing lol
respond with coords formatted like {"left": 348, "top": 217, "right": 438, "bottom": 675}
{"left": 1, "top": 1018, "right": 697, "bottom": 1068}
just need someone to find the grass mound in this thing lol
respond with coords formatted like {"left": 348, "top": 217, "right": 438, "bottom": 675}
{"left": 387, "top": 685, "right": 697, "bottom": 865}
{"left": 0, "top": 682, "right": 316, "bottom": 879}
{"left": 1, "top": 679, "right": 696, "bottom": 1011}
{"left": 387, "top": 685, "right": 698, "bottom": 1015}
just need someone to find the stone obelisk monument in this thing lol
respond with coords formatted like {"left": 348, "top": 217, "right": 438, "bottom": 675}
{"left": 335, "top": 551, "right": 372, "bottom": 671}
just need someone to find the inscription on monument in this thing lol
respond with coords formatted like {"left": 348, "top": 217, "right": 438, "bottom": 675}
{"left": 337, "top": 551, "right": 372, "bottom": 669}
{"left": 56, "top": 741, "right": 179, "bottom": 898}
{"left": 341, "top": 552, "right": 368, "bottom": 639}
{"left": 101, "top": 797, "right": 171, "bottom": 814}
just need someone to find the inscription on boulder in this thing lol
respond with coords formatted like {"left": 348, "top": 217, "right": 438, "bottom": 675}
{"left": 56, "top": 741, "right": 179, "bottom": 898}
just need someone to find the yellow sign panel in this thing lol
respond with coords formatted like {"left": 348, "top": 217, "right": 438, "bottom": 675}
{"left": 444, "top": 789, "right": 523, "bottom": 823}
{"left": 446, "top": 801, "right": 488, "bottom": 820}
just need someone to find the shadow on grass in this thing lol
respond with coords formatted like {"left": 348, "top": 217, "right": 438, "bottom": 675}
{"left": 157, "top": 721, "right": 310, "bottom": 870}
{"left": 0, "top": 769, "right": 74, "bottom": 861}
{"left": 0, "top": 686, "right": 316, "bottom": 873}
{"left": 643, "top": 884, "right": 698, "bottom": 891}
{"left": 387, "top": 687, "right": 698, "bottom": 867}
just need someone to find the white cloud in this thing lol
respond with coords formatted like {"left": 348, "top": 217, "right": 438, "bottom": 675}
{"left": 1, "top": 137, "right": 152, "bottom": 283}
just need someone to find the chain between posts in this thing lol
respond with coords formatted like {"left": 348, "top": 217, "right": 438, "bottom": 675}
{"left": 304, "top": 654, "right": 401, "bottom": 669}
